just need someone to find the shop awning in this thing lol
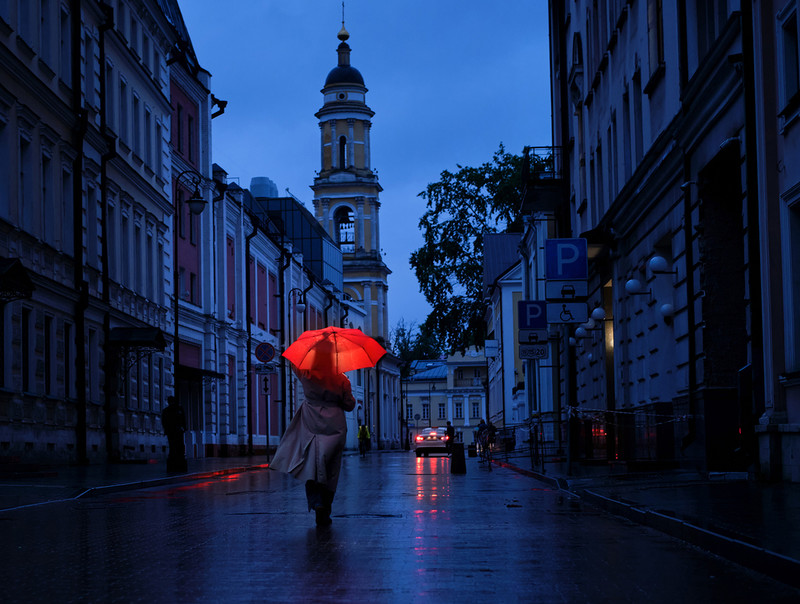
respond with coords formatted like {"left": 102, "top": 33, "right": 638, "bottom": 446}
{"left": 175, "top": 365, "right": 226, "bottom": 381}
{"left": 108, "top": 327, "right": 167, "bottom": 350}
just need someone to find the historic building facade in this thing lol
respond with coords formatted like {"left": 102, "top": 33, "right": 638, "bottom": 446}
{"left": 310, "top": 25, "right": 401, "bottom": 449}
{"left": 513, "top": 0, "right": 800, "bottom": 480}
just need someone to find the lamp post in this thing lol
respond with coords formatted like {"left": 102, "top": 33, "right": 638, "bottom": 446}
{"left": 286, "top": 287, "right": 307, "bottom": 418}
{"left": 172, "top": 169, "right": 206, "bottom": 392}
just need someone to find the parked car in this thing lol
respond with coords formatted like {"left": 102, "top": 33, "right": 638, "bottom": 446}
{"left": 413, "top": 427, "right": 449, "bottom": 457}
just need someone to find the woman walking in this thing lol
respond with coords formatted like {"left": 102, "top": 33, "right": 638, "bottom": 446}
{"left": 270, "top": 357, "right": 356, "bottom": 526}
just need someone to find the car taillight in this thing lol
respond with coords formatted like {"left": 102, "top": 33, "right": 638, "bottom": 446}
{"left": 415, "top": 436, "right": 423, "bottom": 442}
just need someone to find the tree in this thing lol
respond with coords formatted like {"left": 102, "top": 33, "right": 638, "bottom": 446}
{"left": 410, "top": 144, "right": 526, "bottom": 352}
{"left": 391, "top": 319, "right": 442, "bottom": 377}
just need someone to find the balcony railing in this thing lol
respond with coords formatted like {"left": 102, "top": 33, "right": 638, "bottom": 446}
{"left": 521, "top": 146, "right": 565, "bottom": 214}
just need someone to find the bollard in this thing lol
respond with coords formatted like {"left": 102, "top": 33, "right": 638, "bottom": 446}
{"left": 450, "top": 443, "right": 467, "bottom": 474}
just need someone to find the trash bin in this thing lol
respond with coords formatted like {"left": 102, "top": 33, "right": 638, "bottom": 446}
{"left": 467, "top": 444, "right": 477, "bottom": 457}
{"left": 451, "top": 443, "right": 466, "bottom": 474}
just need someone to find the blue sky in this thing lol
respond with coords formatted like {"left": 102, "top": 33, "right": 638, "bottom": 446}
{"left": 178, "top": 0, "right": 551, "bottom": 330}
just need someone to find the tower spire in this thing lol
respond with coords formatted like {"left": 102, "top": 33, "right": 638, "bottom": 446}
{"left": 338, "top": 1, "right": 349, "bottom": 41}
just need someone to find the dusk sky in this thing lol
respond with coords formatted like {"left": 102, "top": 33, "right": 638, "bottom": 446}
{"left": 177, "top": 0, "right": 551, "bottom": 331}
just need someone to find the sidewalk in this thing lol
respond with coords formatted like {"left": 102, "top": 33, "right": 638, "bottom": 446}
{"left": 495, "top": 456, "right": 800, "bottom": 589}
{"left": 0, "top": 456, "right": 269, "bottom": 511}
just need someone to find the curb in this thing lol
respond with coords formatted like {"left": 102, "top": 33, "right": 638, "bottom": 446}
{"left": 77, "top": 464, "right": 271, "bottom": 498}
{"left": 496, "top": 459, "right": 800, "bottom": 590}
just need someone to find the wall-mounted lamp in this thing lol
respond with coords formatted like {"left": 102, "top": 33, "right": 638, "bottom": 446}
{"left": 625, "top": 278, "right": 651, "bottom": 296}
{"left": 659, "top": 303, "right": 674, "bottom": 325}
{"left": 590, "top": 306, "right": 606, "bottom": 322}
{"left": 649, "top": 255, "right": 677, "bottom": 275}
{"left": 575, "top": 326, "right": 590, "bottom": 339}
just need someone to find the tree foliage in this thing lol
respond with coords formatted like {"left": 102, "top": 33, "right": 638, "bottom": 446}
{"left": 410, "top": 144, "right": 525, "bottom": 353}
{"left": 391, "top": 319, "right": 442, "bottom": 377}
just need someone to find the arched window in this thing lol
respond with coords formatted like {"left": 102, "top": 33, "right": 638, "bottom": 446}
{"left": 338, "top": 135, "right": 347, "bottom": 168}
{"left": 334, "top": 206, "right": 354, "bottom": 253}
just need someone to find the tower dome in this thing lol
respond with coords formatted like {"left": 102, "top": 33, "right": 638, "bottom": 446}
{"left": 324, "top": 28, "right": 365, "bottom": 88}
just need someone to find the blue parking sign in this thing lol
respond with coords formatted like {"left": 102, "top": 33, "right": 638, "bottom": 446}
{"left": 545, "top": 238, "right": 588, "bottom": 280}
{"left": 518, "top": 301, "right": 546, "bottom": 329}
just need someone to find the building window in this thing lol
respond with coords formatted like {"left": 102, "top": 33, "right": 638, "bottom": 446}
{"left": 190, "top": 272, "right": 198, "bottom": 305}
{"left": 41, "top": 152, "right": 53, "bottom": 244}
{"left": 176, "top": 104, "right": 183, "bottom": 153}
{"left": 472, "top": 401, "right": 480, "bottom": 419}
{"left": 438, "top": 402, "right": 446, "bottom": 420}
{"left": 647, "top": 0, "right": 664, "bottom": 75}
{"left": 40, "top": 0, "right": 52, "bottom": 65}
{"left": 145, "top": 107, "right": 152, "bottom": 167}
{"left": 407, "top": 405, "right": 414, "bottom": 420}
{"left": 64, "top": 322, "right": 72, "bottom": 398}
{"left": 455, "top": 401, "right": 463, "bottom": 419}
{"left": 422, "top": 402, "right": 430, "bottom": 420}
{"left": 19, "top": 135, "right": 33, "bottom": 232}
{"left": 334, "top": 206, "right": 355, "bottom": 253}
{"left": 132, "top": 94, "right": 141, "bottom": 156}
{"left": 780, "top": 8, "right": 800, "bottom": 106}
{"left": 188, "top": 115, "right": 194, "bottom": 162}
{"left": 338, "top": 135, "right": 347, "bottom": 168}
{"left": 22, "top": 308, "right": 31, "bottom": 392}
{"left": 119, "top": 79, "right": 128, "bottom": 142}
{"left": 59, "top": 6, "right": 71, "bottom": 83}
{"left": 697, "top": 0, "right": 728, "bottom": 60}
{"left": 44, "top": 315, "right": 53, "bottom": 395}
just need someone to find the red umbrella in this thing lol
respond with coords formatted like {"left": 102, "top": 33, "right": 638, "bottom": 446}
{"left": 282, "top": 326, "right": 387, "bottom": 375}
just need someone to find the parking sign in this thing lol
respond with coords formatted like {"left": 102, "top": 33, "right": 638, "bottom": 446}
{"left": 545, "top": 239, "right": 588, "bottom": 280}
{"left": 518, "top": 301, "right": 546, "bottom": 330}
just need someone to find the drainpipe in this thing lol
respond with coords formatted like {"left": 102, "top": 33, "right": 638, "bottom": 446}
{"left": 323, "top": 292, "right": 334, "bottom": 326}
{"left": 245, "top": 222, "right": 258, "bottom": 454}
{"left": 277, "top": 242, "right": 291, "bottom": 434}
{"left": 681, "top": 159, "right": 697, "bottom": 453}
{"left": 375, "top": 357, "right": 382, "bottom": 449}
{"left": 71, "top": 0, "right": 88, "bottom": 464}
{"left": 519, "top": 223, "right": 536, "bottom": 419}
{"left": 98, "top": 2, "right": 118, "bottom": 461}
{"left": 739, "top": 0, "right": 765, "bottom": 444}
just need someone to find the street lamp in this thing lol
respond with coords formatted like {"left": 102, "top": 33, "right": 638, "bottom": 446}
{"left": 286, "top": 286, "right": 308, "bottom": 418}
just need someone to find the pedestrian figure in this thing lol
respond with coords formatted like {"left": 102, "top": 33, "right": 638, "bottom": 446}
{"left": 445, "top": 421, "right": 455, "bottom": 454}
{"left": 162, "top": 396, "right": 187, "bottom": 472}
{"left": 357, "top": 424, "right": 371, "bottom": 457}
{"left": 270, "top": 357, "right": 356, "bottom": 526}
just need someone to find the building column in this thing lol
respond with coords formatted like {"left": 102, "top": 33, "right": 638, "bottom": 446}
{"left": 364, "top": 120, "right": 371, "bottom": 170}
{"left": 320, "top": 197, "right": 331, "bottom": 233}
{"left": 347, "top": 119, "right": 355, "bottom": 168}
{"left": 369, "top": 197, "right": 380, "bottom": 253}
{"left": 330, "top": 120, "right": 338, "bottom": 169}
{"left": 355, "top": 197, "right": 365, "bottom": 250}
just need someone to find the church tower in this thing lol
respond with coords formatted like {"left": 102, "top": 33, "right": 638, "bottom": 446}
{"left": 312, "top": 25, "right": 390, "bottom": 341}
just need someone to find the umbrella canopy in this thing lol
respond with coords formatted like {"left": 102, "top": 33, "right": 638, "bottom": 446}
{"left": 283, "top": 326, "right": 387, "bottom": 375}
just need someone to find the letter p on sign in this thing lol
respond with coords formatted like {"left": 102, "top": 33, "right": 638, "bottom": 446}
{"left": 545, "top": 238, "right": 588, "bottom": 280}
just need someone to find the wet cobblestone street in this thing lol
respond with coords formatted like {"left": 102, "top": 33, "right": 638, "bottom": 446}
{"left": 1, "top": 452, "right": 797, "bottom": 603}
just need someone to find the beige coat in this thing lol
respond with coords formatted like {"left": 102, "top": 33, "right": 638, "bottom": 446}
{"left": 269, "top": 371, "right": 356, "bottom": 491}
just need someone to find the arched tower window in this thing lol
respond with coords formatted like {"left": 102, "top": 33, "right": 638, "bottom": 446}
{"left": 339, "top": 135, "right": 347, "bottom": 168}
{"left": 334, "top": 206, "right": 355, "bottom": 253}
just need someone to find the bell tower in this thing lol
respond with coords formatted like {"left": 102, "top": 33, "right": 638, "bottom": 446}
{"left": 312, "top": 25, "right": 390, "bottom": 341}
